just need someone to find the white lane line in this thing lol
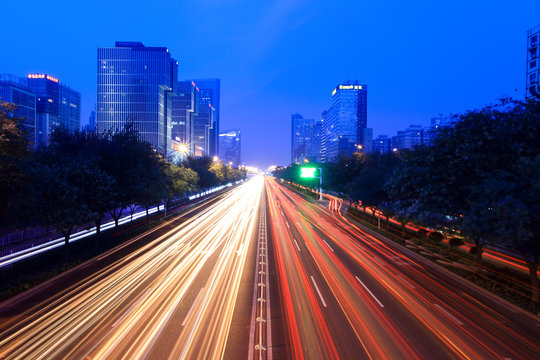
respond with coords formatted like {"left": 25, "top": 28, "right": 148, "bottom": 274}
{"left": 434, "top": 304, "right": 464, "bottom": 326}
{"left": 281, "top": 210, "right": 285, "bottom": 216}
{"left": 323, "top": 240, "right": 334, "bottom": 252}
{"left": 310, "top": 276, "right": 327, "bottom": 308}
{"left": 355, "top": 276, "right": 384, "bottom": 308}
{"left": 397, "top": 275, "right": 416, "bottom": 289}
{"left": 285, "top": 221, "right": 290, "bottom": 229}
{"left": 293, "top": 239, "right": 301, "bottom": 252}
{"left": 182, "top": 288, "right": 205, "bottom": 327}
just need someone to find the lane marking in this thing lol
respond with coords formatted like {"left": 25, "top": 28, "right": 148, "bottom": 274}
{"left": 434, "top": 303, "right": 464, "bottom": 326}
{"left": 285, "top": 221, "right": 290, "bottom": 229}
{"left": 355, "top": 276, "right": 384, "bottom": 308}
{"left": 182, "top": 288, "right": 204, "bottom": 327}
{"left": 323, "top": 240, "right": 334, "bottom": 252}
{"left": 310, "top": 276, "right": 327, "bottom": 307}
{"left": 293, "top": 239, "right": 301, "bottom": 252}
{"left": 397, "top": 275, "right": 416, "bottom": 289}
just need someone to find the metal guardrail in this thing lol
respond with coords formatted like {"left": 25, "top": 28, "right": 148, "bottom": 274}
{"left": 253, "top": 189, "right": 271, "bottom": 360}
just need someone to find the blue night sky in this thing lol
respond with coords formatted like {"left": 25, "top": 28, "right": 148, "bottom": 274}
{"left": 1, "top": 1, "right": 539, "bottom": 168}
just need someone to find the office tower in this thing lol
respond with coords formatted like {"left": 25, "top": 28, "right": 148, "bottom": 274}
{"left": 320, "top": 110, "right": 328, "bottom": 162}
{"left": 0, "top": 74, "right": 37, "bottom": 147}
{"left": 291, "top": 113, "right": 315, "bottom": 164}
{"left": 308, "top": 120, "right": 322, "bottom": 163}
{"left": 169, "top": 81, "right": 198, "bottom": 161}
{"left": 373, "top": 135, "right": 391, "bottom": 153}
{"left": 219, "top": 129, "right": 241, "bottom": 166}
{"left": 321, "top": 82, "right": 367, "bottom": 162}
{"left": 87, "top": 110, "right": 96, "bottom": 131}
{"left": 97, "top": 42, "right": 178, "bottom": 154}
{"left": 526, "top": 25, "right": 540, "bottom": 99}
{"left": 27, "top": 74, "right": 80, "bottom": 146}
{"left": 191, "top": 103, "right": 214, "bottom": 157}
{"left": 192, "top": 79, "right": 220, "bottom": 157}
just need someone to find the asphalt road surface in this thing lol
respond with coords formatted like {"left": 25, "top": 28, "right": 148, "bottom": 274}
{"left": 265, "top": 178, "right": 540, "bottom": 360}
{"left": 0, "top": 177, "right": 264, "bottom": 360}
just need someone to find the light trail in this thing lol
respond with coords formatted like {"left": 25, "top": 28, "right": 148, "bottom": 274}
{"left": 266, "top": 178, "right": 540, "bottom": 360}
{"left": 0, "top": 183, "right": 238, "bottom": 269}
{"left": 0, "top": 177, "right": 264, "bottom": 360}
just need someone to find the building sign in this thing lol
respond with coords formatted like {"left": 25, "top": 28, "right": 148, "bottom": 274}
{"left": 27, "top": 74, "right": 59, "bottom": 83}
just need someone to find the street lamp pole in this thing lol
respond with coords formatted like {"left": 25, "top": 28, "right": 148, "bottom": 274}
{"left": 318, "top": 167, "right": 323, "bottom": 201}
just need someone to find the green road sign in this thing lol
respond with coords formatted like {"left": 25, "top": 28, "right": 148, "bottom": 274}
{"left": 300, "top": 167, "right": 317, "bottom": 178}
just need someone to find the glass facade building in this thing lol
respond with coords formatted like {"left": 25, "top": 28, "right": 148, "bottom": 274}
{"left": 291, "top": 113, "right": 315, "bottom": 164}
{"left": 27, "top": 74, "right": 80, "bottom": 146}
{"left": 97, "top": 42, "right": 178, "bottom": 154}
{"left": 321, "top": 82, "right": 367, "bottom": 162}
{"left": 192, "top": 78, "right": 220, "bottom": 157}
{"left": 219, "top": 129, "right": 241, "bottom": 166}
{"left": 527, "top": 25, "right": 540, "bottom": 99}
{"left": 0, "top": 74, "right": 36, "bottom": 147}
{"left": 169, "top": 81, "right": 198, "bottom": 161}
{"left": 191, "top": 103, "right": 214, "bottom": 157}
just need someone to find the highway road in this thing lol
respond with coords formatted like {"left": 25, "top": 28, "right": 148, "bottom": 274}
{"left": 265, "top": 178, "right": 540, "bottom": 360}
{"left": 0, "top": 177, "right": 264, "bottom": 360}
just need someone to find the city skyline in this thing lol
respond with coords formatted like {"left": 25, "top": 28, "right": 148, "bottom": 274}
{"left": 0, "top": 1, "right": 538, "bottom": 167}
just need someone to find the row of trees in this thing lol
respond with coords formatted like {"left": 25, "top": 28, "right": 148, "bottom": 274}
{"left": 0, "top": 101, "right": 246, "bottom": 246}
{"left": 274, "top": 99, "right": 540, "bottom": 302}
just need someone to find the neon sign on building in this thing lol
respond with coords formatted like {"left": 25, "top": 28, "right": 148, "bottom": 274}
{"left": 27, "top": 74, "right": 59, "bottom": 83}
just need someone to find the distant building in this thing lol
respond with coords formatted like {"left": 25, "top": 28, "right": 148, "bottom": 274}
{"left": 393, "top": 125, "right": 427, "bottom": 150}
{"left": 360, "top": 128, "right": 373, "bottom": 152}
{"left": 291, "top": 113, "right": 313, "bottom": 163}
{"left": 422, "top": 115, "right": 445, "bottom": 145}
{"left": 321, "top": 82, "right": 367, "bottom": 162}
{"left": 27, "top": 73, "right": 80, "bottom": 146}
{"left": 0, "top": 74, "right": 36, "bottom": 147}
{"left": 526, "top": 25, "right": 540, "bottom": 99}
{"left": 219, "top": 129, "right": 241, "bottom": 166}
{"left": 308, "top": 120, "right": 322, "bottom": 162}
{"left": 373, "top": 135, "right": 391, "bottom": 154}
{"left": 97, "top": 42, "right": 178, "bottom": 155}
{"left": 86, "top": 110, "right": 96, "bottom": 132}
{"left": 291, "top": 114, "right": 322, "bottom": 163}
{"left": 192, "top": 78, "right": 220, "bottom": 157}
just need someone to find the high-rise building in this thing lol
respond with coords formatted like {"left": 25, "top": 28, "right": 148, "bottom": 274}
{"left": 191, "top": 103, "right": 214, "bottom": 157}
{"left": 0, "top": 74, "right": 37, "bottom": 147}
{"left": 291, "top": 113, "right": 314, "bottom": 164}
{"left": 169, "top": 81, "right": 198, "bottom": 161}
{"left": 526, "top": 25, "right": 540, "bottom": 99}
{"left": 192, "top": 78, "right": 220, "bottom": 157}
{"left": 97, "top": 42, "right": 178, "bottom": 154}
{"left": 219, "top": 129, "right": 241, "bottom": 166}
{"left": 321, "top": 82, "right": 367, "bottom": 162}
{"left": 87, "top": 110, "right": 96, "bottom": 131}
{"left": 308, "top": 120, "right": 322, "bottom": 163}
{"left": 27, "top": 74, "right": 80, "bottom": 146}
